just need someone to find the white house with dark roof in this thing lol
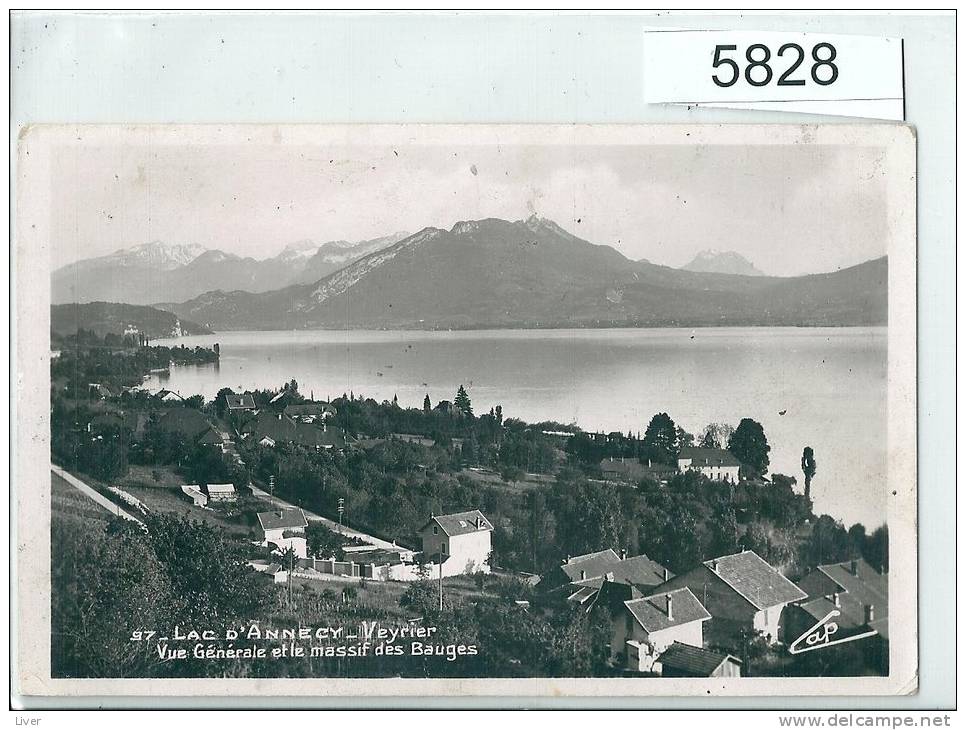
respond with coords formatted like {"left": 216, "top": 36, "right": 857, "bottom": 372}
{"left": 658, "top": 550, "right": 808, "bottom": 646}
{"left": 418, "top": 510, "right": 493, "bottom": 577}
{"left": 257, "top": 507, "right": 309, "bottom": 559}
{"left": 610, "top": 588, "right": 712, "bottom": 673}
{"left": 677, "top": 447, "right": 741, "bottom": 482}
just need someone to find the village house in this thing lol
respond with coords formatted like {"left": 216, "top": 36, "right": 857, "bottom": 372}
{"left": 282, "top": 401, "right": 337, "bottom": 423}
{"left": 599, "top": 457, "right": 677, "bottom": 485}
{"left": 154, "top": 388, "right": 185, "bottom": 402}
{"left": 418, "top": 510, "right": 493, "bottom": 578}
{"left": 157, "top": 408, "right": 222, "bottom": 446}
{"left": 657, "top": 642, "right": 742, "bottom": 678}
{"left": 657, "top": 550, "right": 807, "bottom": 647}
{"left": 545, "top": 548, "right": 672, "bottom": 596}
{"left": 179, "top": 484, "right": 208, "bottom": 507}
{"left": 239, "top": 411, "right": 346, "bottom": 450}
{"left": 677, "top": 447, "right": 741, "bottom": 482}
{"left": 608, "top": 588, "right": 712, "bottom": 673}
{"left": 204, "top": 483, "right": 237, "bottom": 503}
{"left": 223, "top": 392, "right": 257, "bottom": 413}
{"left": 784, "top": 557, "right": 888, "bottom": 669}
{"left": 257, "top": 507, "right": 308, "bottom": 543}
{"left": 391, "top": 433, "right": 436, "bottom": 447}
{"left": 256, "top": 507, "right": 309, "bottom": 559}
{"left": 88, "top": 382, "right": 121, "bottom": 399}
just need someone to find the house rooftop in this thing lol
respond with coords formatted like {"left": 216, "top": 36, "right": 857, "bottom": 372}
{"left": 421, "top": 510, "right": 492, "bottom": 537}
{"left": 257, "top": 507, "right": 308, "bottom": 532}
{"left": 624, "top": 588, "right": 711, "bottom": 633}
{"left": 560, "top": 549, "right": 621, "bottom": 583}
{"left": 679, "top": 447, "right": 741, "bottom": 467}
{"left": 798, "top": 558, "right": 889, "bottom": 638}
{"left": 224, "top": 393, "right": 256, "bottom": 409}
{"left": 206, "top": 483, "right": 236, "bottom": 494}
{"left": 659, "top": 642, "right": 740, "bottom": 676}
{"left": 704, "top": 550, "right": 807, "bottom": 610}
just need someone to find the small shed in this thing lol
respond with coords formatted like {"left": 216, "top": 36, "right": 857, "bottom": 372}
{"left": 657, "top": 642, "right": 742, "bottom": 678}
{"left": 205, "top": 483, "right": 237, "bottom": 502}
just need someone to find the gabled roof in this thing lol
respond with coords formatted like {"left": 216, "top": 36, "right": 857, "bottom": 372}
{"left": 589, "top": 579, "right": 644, "bottom": 614}
{"left": 611, "top": 554, "right": 672, "bottom": 588}
{"left": 560, "top": 549, "right": 621, "bottom": 582}
{"left": 796, "top": 558, "right": 888, "bottom": 638}
{"left": 704, "top": 550, "right": 807, "bottom": 610}
{"left": 679, "top": 447, "right": 741, "bottom": 468}
{"left": 624, "top": 588, "right": 711, "bottom": 633}
{"left": 206, "top": 483, "right": 236, "bottom": 494}
{"left": 224, "top": 393, "right": 256, "bottom": 409}
{"left": 257, "top": 507, "right": 308, "bottom": 532}
{"left": 158, "top": 408, "right": 214, "bottom": 439}
{"left": 659, "top": 642, "right": 740, "bottom": 676}
{"left": 420, "top": 510, "right": 492, "bottom": 537}
{"left": 567, "top": 586, "right": 598, "bottom": 605}
{"left": 284, "top": 401, "right": 336, "bottom": 417}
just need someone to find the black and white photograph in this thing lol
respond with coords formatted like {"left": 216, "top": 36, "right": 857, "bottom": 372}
{"left": 14, "top": 123, "right": 917, "bottom": 698}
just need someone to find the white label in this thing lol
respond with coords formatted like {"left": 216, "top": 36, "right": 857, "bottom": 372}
{"left": 643, "top": 30, "right": 904, "bottom": 120}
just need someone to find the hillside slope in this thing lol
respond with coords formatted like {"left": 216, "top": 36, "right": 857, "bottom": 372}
{"left": 51, "top": 302, "right": 211, "bottom": 339}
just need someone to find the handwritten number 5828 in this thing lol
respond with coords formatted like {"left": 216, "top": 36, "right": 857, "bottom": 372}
{"left": 711, "top": 43, "right": 838, "bottom": 88}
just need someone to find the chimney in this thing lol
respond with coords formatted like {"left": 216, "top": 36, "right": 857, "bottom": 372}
{"left": 580, "top": 570, "right": 586, "bottom": 581}
{"left": 663, "top": 567, "right": 670, "bottom": 582}
{"left": 833, "top": 592, "right": 840, "bottom": 607}
{"left": 711, "top": 560, "right": 719, "bottom": 573}
{"left": 666, "top": 593, "right": 673, "bottom": 620}
{"left": 850, "top": 559, "right": 858, "bottom": 576}
{"left": 620, "top": 548, "right": 627, "bottom": 560}
{"left": 865, "top": 604, "right": 875, "bottom": 623}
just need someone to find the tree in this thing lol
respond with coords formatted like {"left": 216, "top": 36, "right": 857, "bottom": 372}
{"left": 642, "top": 412, "right": 679, "bottom": 465}
{"left": 801, "top": 446, "right": 817, "bottom": 498}
{"left": 140, "top": 513, "right": 269, "bottom": 628}
{"left": 423, "top": 394, "right": 432, "bottom": 412}
{"left": 51, "top": 520, "right": 179, "bottom": 678}
{"left": 805, "top": 515, "right": 851, "bottom": 567}
{"left": 454, "top": 385, "right": 473, "bottom": 417}
{"left": 863, "top": 525, "right": 889, "bottom": 573}
{"left": 306, "top": 522, "right": 347, "bottom": 558}
{"left": 710, "top": 501, "right": 740, "bottom": 557}
{"left": 728, "top": 418, "right": 770, "bottom": 475}
{"left": 699, "top": 423, "right": 734, "bottom": 449}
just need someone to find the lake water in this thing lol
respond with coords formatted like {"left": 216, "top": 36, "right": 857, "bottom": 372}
{"left": 149, "top": 327, "right": 887, "bottom": 529}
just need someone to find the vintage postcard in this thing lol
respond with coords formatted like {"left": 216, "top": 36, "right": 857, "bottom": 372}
{"left": 14, "top": 124, "right": 916, "bottom": 701}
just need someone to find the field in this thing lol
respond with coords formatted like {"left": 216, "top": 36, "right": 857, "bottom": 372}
{"left": 51, "top": 472, "right": 111, "bottom": 526}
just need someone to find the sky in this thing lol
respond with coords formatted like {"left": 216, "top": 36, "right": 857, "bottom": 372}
{"left": 51, "top": 139, "right": 889, "bottom": 276}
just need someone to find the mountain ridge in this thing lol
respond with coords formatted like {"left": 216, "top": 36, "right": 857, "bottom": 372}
{"left": 160, "top": 216, "right": 887, "bottom": 331}
{"left": 51, "top": 233, "right": 410, "bottom": 305}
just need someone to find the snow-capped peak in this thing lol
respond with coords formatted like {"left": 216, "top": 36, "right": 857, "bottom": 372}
{"left": 109, "top": 241, "right": 207, "bottom": 270}
{"left": 277, "top": 239, "right": 323, "bottom": 261}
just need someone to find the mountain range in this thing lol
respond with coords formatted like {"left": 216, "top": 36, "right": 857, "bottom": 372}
{"left": 51, "top": 234, "right": 409, "bottom": 305}
{"left": 155, "top": 216, "right": 887, "bottom": 331}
